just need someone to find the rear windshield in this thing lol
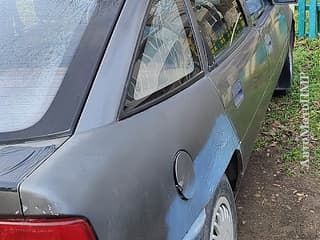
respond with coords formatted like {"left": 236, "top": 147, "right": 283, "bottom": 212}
{"left": 0, "top": 0, "right": 97, "bottom": 132}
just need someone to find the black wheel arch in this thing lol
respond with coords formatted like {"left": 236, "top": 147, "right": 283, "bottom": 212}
{"left": 225, "top": 150, "right": 244, "bottom": 196}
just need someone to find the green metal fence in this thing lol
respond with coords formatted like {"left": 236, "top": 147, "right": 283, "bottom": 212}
{"left": 296, "top": 0, "right": 320, "bottom": 38}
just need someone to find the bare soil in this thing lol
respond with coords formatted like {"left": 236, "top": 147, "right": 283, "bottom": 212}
{"left": 237, "top": 149, "right": 320, "bottom": 240}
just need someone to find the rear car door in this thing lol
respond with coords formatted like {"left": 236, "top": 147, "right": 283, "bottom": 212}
{"left": 190, "top": 0, "right": 270, "bottom": 164}
{"left": 246, "top": 0, "right": 290, "bottom": 95}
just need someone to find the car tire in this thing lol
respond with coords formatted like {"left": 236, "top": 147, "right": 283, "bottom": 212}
{"left": 201, "top": 175, "right": 237, "bottom": 240}
{"left": 274, "top": 29, "right": 294, "bottom": 96}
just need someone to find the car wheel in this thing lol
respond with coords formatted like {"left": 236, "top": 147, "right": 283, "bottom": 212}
{"left": 274, "top": 30, "right": 294, "bottom": 96}
{"left": 202, "top": 175, "right": 237, "bottom": 240}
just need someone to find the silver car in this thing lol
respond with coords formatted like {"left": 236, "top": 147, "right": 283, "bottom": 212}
{"left": 0, "top": 0, "right": 294, "bottom": 239}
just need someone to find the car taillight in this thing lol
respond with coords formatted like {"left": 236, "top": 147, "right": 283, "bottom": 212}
{"left": 0, "top": 218, "right": 96, "bottom": 240}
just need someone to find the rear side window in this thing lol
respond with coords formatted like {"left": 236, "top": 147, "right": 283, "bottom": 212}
{"left": 245, "top": 0, "right": 264, "bottom": 17}
{"left": 125, "top": 0, "right": 201, "bottom": 110}
{"left": 0, "top": 0, "right": 97, "bottom": 132}
{"left": 191, "top": 0, "right": 247, "bottom": 64}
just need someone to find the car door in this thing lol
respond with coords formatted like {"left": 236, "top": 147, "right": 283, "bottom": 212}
{"left": 190, "top": 0, "right": 271, "bottom": 165}
{"left": 247, "top": 0, "right": 290, "bottom": 97}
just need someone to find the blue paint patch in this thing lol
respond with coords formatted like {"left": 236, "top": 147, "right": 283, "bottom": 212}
{"left": 279, "top": 14, "right": 287, "bottom": 34}
{"left": 256, "top": 41, "right": 268, "bottom": 65}
{"left": 166, "top": 115, "right": 239, "bottom": 240}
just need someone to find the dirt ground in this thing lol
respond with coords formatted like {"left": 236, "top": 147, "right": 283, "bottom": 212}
{"left": 236, "top": 149, "right": 320, "bottom": 240}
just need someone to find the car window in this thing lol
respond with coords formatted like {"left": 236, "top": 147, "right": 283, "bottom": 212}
{"left": 0, "top": 0, "right": 97, "bottom": 132}
{"left": 191, "top": 0, "right": 247, "bottom": 65}
{"left": 245, "top": 0, "right": 264, "bottom": 19}
{"left": 126, "top": 0, "right": 201, "bottom": 106}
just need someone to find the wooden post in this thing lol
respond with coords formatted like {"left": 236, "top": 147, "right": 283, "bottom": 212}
{"left": 309, "top": 0, "right": 318, "bottom": 38}
{"left": 298, "top": 0, "right": 306, "bottom": 38}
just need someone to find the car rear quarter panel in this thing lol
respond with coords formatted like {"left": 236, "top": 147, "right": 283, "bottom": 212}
{"left": 19, "top": 78, "right": 240, "bottom": 240}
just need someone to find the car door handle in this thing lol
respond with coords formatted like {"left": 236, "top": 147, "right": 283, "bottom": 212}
{"left": 266, "top": 38, "right": 272, "bottom": 47}
{"left": 264, "top": 34, "right": 273, "bottom": 53}
{"left": 232, "top": 80, "right": 244, "bottom": 108}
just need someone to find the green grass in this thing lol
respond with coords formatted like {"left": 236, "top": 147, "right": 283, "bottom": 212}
{"left": 255, "top": 38, "right": 320, "bottom": 176}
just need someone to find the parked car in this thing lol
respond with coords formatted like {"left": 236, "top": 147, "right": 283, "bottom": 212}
{"left": 0, "top": 0, "right": 295, "bottom": 239}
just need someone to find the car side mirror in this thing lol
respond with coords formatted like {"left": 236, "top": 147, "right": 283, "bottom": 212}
{"left": 271, "top": 0, "right": 297, "bottom": 4}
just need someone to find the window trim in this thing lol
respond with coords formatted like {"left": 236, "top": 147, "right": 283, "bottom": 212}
{"left": 191, "top": 0, "right": 250, "bottom": 69}
{"left": 238, "top": 0, "right": 254, "bottom": 24}
{"left": 185, "top": 0, "right": 218, "bottom": 72}
{"left": 244, "top": 0, "right": 266, "bottom": 21}
{"left": 252, "top": 2, "right": 273, "bottom": 27}
{"left": 214, "top": 27, "right": 250, "bottom": 64}
{"left": 213, "top": 0, "right": 250, "bottom": 63}
{"left": 119, "top": 0, "right": 205, "bottom": 120}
